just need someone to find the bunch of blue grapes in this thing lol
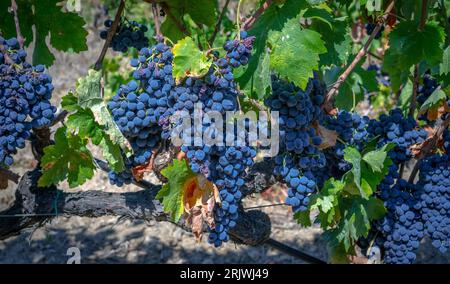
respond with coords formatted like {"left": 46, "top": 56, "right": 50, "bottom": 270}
{"left": 276, "top": 154, "right": 318, "bottom": 213}
{"left": 156, "top": 33, "right": 257, "bottom": 246}
{"left": 0, "top": 37, "right": 56, "bottom": 168}
{"left": 365, "top": 23, "right": 384, "bottom": 39}
{"left": 367, "top": 108, "right": 428, "bottom": 164}
{"left": 376, "top": 179, "right": 425, "bottom": 264}
{"left": 100, "top": 19, "right": 149, "bottom": 53}
{"left": 325, "top": 111, "right": 370, "bottom": 173}
{"left": 207, "top": 146, "right": 256, "bottom": 246}
{"left": 417, "top": 154, "right": 450, "bottom": 254}
{"left": 107, "top": 41, "right": 174, "bottom": 185}
{"left": 223, "top": 31, "right": 254, "bottom": 68}
{"left": 265, "top": 76, "right": 326, "bottom": 213}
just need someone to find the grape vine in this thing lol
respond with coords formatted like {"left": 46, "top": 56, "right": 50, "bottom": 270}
{"left": 0, "top": 0, "right": 449, "bottom": 265}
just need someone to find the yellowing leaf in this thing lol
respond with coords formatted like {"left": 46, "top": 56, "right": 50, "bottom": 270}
{"left": 172, "top": 37, "right": 212, "bottom": 84}
{"left": 156, "top": 159, "right": 215, "bottom": 223}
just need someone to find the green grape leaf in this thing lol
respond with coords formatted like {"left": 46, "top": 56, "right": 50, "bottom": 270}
{"left": 65, "top": 109, "right": 124, "bottom": 172}
{"left": 0, "top": 0, "right": 88, "bottom": 66}
{"left": 309, "top": 178, "right": 344, "bottom": 228}
{"left": 324, "top": 196, "right": 386, "bottom": 254}
{"left": 295, "top": 211, "right": 312, "bottom": 227}
{"left": 364, "top": 197, "right": 387, "bottom": 221}
{"left": 156, "top": 159, "right": 196, "bottom": 222}
{"left": 38, "top": 127, "right": 95, "bottom": 188}
{"left": 343, "top": 147, "right": 363, "bottom": 194}
{"left": 161, "top": 15, "right": 186, "bottom": 43}
{"left": 398, "top": 79, "right": 414, "bottom": 111}
{"left": 362, "top": 143, "right": 394, "bottom": 173}
{"left": 324, "top": 214, "right": 357, "bottom": 252}
{"left": 418, "top": 88, "right": 447, "bottom": 115}
{"left": 236, "top": 0, "right": 308, "bottom": 93}
{"left": 306, "top": 7, "right": 352, "bottom": 67}
{"left": 76, "top": 69, "right": 103, "bottom": 109}
{"left": 172, "top": 37, "right": 212, "bottom": 84}
{"left": 61, "top": 92, "right": 79, "bottom": 112}
{"left": 161, "top": 0, "right": 217, "bottom": 26}
{"left": 238, "top": 48, "right": 272, "bottom": 100}
{"left": 383, "top": 21, "right": 446, "bottom": 90}
{"left": 158, "top": 0, "right": 217, "bottom": 42}
{"left": 75, "top": 69, "right": 131, "bottom": 152}
{"left": 440, "top": 46, "right": 450, "bottom": 76}
{"left": 269, "top": 17, "right": 327, "bottom": 89}
{"left": 329, "top": 243, "right": 351, "bottom": 264}
{"left": 304, "top": 7, "right": 334, "bottom": 29}
{"left": 324, "top": 64, "right": 377, "bottom": 111}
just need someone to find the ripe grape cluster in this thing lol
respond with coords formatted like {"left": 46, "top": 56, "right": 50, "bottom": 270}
{"left": 367, "top": 108, "right": 428, "bottom": 164}
{"left": 207, "top": 146, "right": 256, "bottom": 246}
{"left": 265, "top": 76, "right": 326, "bottom": 213}
{"left": 325, "top": 111, "right": 370, "bottom": 173}
{"left": 417, "top": 154, "right": 450, "bottom": 254}
{"left": 376, "top": 179, "right": 424, "bottom": 264}
{"left": 223, "top": 31, "right": 253, "bottom": 68}
{"left": 107, "top": 33, "right": 257, "bottom": 246}
{"left": 100, "top": 19, "right": 149, "bottom": 53}
{"left": 0, "top": 37, "right": 56, "bottom": 168}
{"left": 175, "top": 32, "right": 257, "bottom": 246}
{"left": 107, "top": 41, "right": 174, "bottom": 185}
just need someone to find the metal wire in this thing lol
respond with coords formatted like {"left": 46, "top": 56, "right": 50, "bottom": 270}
{"left": 243, "top": 203, "right": 287, "bottom": 210}
{"left": 265, "top": 238, "right": 327, "bottom": 264}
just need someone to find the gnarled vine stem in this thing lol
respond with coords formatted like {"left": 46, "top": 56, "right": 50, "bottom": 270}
{"left": 323, "top": 0, "right": 396, "bottom": 113}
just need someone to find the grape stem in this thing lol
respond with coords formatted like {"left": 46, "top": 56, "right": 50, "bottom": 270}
{"left": 151, "top": 2, "right": 162, "bottom": 38}
{"left": 142, "top": 0, "right": 190, "bottom": 37}
{"left": 323, "top": 0, "right": 395, "bottom": 113}
{"left": 50, "top": 110, "right": 69, "bottom": 127}
{"left": 237, "top": 0, "right": 243, "bottom": 39}
{"left": 94, "top": 0, "right": 126, "bottom": 71}
{"left": 208, "top": 0, "right": 231, "bottom": 46}
{"left": 0, "top": 168, "right": 20, "bottom": 188}
{"left": 242, "top": 0, "right": 274, "bottom": 31}
{"left": 409, "top": 65, "right": 420, "bottom": 116}
{"left": 408, "top": 115, "right": 450, "bottom": 183}
{"left": 10, "top": 0, "right": 24, "bottom": 49}
{"left": 408, "top": 0, "right": 429, "bottom": 117}
{"left": 248, "top": 98, "right": 267, "bottom": 111}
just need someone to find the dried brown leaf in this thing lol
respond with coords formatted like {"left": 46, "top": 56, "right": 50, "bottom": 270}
{"left": 316, "top": 124, "right": 338, "bottom": 149}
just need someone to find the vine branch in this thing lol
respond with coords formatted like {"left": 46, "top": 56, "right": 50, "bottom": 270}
{"left": 10, "top": 0, "right": 24, "bottom": 49}
{"left": 408, "top": 115, "right": 450, "bottom": 183}
{"left": 159, "top": 2, "right": 190, "bottom": 36}
{"left": 0, "top": 168, "right": 20, "bottom": 189}
{"left": 0, "top": 168, "right": 272, "bottom": 246}
{"left": 208, "top": 0, "right": 231, "bottom": 46}
{"left": 94, "top": 0, "right": 126, "bottom": 71}
{"left": 408, "top": 0, "right": 428, "bottom": 117}
{"left": 242, "top": 0, "right": 273, "bottom": 31}
{"left": 151, "top": 2, "right": 162, "bottom": 38}
{"left": 409, "top": 65, "right": 420, "bottom": 116}
{"left": 323, "top": 0, "right": 395, "bottom": 113}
